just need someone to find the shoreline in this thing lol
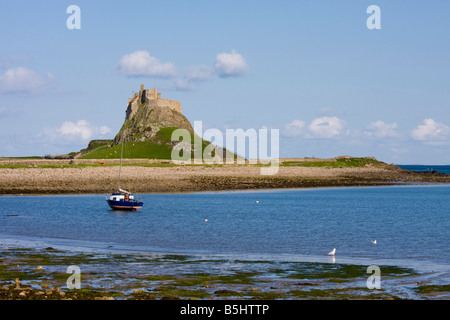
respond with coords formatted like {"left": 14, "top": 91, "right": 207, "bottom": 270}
{"left": 1, "top": 245, "right": 449, "bottom": 300}
{"left": 0, "top": 181, "right": 447, "bottom": 197}
{"left": 2, "top": 231, "right": 449, "bottom": 273}
{"left": 1, "top": 162, "right": 450, "bottom": 195}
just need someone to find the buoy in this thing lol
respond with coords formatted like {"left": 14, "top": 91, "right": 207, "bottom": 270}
{"left": 204, "top": 219, "right": 208, "bottom": 222}
{"left": 255, "top": 201, "right": 259, "bottom": 204}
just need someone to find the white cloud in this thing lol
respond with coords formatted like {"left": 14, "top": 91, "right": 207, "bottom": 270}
{"left": 284, "top": 119, "right": 306, "bottom": 137}
{"left": 59, "top": 120, "right": 96, "bottom": 141}
{"left": 184, "top": 65, "right": 214, "bottom": 81}
{"left": 99, "top": 126, "right": 111, "bottom": 135}
{"left": 411, "top": 118, "right": 450, "bottom": 144}
{"left": 214, "top": 50, "right": 248, "bottom": 77}
{"left": 308, "top": 116, "right": 345, "bottom": 138}
{"left": 117, "top": 50, "right": 176, "bottom": 78}
{"left": 117, "top": 50, "right": 249, "bottom": 90}
{"left": 364, "top": 120, "right": 399, "bottom": 138}
{"left": 173, "top": 79, "right": 197, "bottom": 91}
{"left": 0, "top": 67, "right": 53, "bottom": 94}
{"left": 174, "top": 65, "right": 215, "bottom": 91}
{"left": 46, "top": 120, "right": 111, "bottom": 143}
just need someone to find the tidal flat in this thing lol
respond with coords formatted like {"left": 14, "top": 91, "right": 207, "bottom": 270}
{"left": 1, "top": 159, "right": 450, "bottom": 195}
{"left": 1, "top": 247, "right": 449, "bottom": 300}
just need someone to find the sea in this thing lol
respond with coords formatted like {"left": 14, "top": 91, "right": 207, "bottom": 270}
{"left": 396, "top": 164, "right": 450, "bottom": 174}
{"left": 0, "top": 183, "right": 449, "bottom": 281}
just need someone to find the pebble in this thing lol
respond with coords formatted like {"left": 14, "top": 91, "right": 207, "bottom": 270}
{"left": 133, "top": 289, "right": 145, "bottom": 294}
{"left": 94, "top": 296, "right": 115, "bottom": 300}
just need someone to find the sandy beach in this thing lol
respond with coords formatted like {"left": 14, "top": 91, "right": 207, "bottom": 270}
{"left": 1, "top": 160, "right": 449, "bottom": 194}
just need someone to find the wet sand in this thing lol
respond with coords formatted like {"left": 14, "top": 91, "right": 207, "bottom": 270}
{"left": 1, "top": 161, "right": 450, "bottom": 194}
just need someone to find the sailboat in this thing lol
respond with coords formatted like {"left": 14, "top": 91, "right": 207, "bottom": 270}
{"left": 106, "top": 131, "right": 143, "bottom": 211}
{"left": 106, "top": 188, "right": 143, "bottom": 211}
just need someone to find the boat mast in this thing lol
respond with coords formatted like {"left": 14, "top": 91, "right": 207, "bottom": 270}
{"left": 118, "top": 127, "right": 124, "bottom": 190}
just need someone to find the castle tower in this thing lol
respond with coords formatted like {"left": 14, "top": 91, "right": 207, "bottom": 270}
{"left": 126, "top": 84, "right": 182, "bottom": 120}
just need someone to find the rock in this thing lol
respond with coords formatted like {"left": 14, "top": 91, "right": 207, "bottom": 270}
{"left": 19, "top": 291, "right": 27, "bottom": 298}
{"left": 94, "top": 296, "right": 115, "bottom": 300}
{"left": 14, "top": 279, "right": 21, "bottom": 289}
{"left": 133, "top": 289, "right": 145, "bottom": 294}
{"left": 112, "top": 86, "right": 193, "bottom": 146}
{"left": 55, "top": 287, "right": 66, "bottom": 297}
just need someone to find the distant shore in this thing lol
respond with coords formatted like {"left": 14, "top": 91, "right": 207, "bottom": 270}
{"left": 1, "top": 158, "right": 450, "bottom": 195}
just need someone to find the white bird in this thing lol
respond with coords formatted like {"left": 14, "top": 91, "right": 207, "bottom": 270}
{"left": 328, "top": 248, "right": 336, "bottom": 256}
{"left": 371, "top": 240, "right": 377, "bottom": 244}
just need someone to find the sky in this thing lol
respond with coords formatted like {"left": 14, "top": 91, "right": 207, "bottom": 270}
{"left": 0, "top": 0, "right": 449, "bottom": 164}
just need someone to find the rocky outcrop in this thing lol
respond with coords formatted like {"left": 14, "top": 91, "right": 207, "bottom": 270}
{"left": 112, "top": 87, "right": 193, "bottom": 145}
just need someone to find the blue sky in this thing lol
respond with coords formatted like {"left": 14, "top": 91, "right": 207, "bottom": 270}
{"left": 0, "top": 0, "right": 449, "bottom": 164}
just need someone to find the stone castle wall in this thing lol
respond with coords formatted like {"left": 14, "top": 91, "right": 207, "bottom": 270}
{"left": 151, "top": 99, "right": 181, "bottom": 113}
{"left": 126, "top": 98, "right": 140, "bottom": 120}
{"left": 125, "top": 84, "right": 181, "bottom": 120}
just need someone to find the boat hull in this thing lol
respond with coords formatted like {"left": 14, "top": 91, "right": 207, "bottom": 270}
{"left": 107, "top": 199, "right": 143, "bottom": 211}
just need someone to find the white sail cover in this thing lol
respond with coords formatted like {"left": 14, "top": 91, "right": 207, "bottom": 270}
{"left": 118, "top": 187, "right": 130, "bottom": 194}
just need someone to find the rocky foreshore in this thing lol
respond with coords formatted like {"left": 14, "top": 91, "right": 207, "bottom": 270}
{"left": 1, "top": 247, "right": 448, "bottom": 300}
{"left": 0, "top": 160, "right": 449, "bottom": 195}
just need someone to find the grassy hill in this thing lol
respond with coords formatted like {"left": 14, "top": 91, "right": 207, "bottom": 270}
{"left": 79, "top": 127, "right": 231, "bottom": 160}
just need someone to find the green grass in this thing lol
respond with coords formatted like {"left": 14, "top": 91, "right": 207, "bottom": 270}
{"left": 79, "top": 127, "right": 215, "bottom": 160}
{"left": 415, "top": 284, "right": 450, "bottom": 294}
{"left": 79, "top": 140, "right": 112, "bottom": 155}
{"left": 80, "top": 140, "right": 173, "bottom": 159}
{"left": 0, "top": 162, "right": 183, "bottom": 169}
{"left": 0, "top": 156, "right": 42, "bottom": 160}
{"left": 281, "top": 157, "right": 383, "bottom": 168}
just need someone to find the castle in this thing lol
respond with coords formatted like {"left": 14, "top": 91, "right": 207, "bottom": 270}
{"left": 126, "top": 84, "right": 181, "bottom": 120}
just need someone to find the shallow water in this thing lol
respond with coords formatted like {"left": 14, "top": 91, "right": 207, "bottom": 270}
{"left": 397, "top": 164, "right": 450, "bottom": 175}
{"left": 0, "top": 185, "right": 449, "bottom": 278}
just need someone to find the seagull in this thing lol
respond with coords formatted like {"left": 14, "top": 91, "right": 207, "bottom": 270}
{"left": 371, "top": 240, "right": 377, "bottom": 244}
{"left": 328, "top": 248, "right": 336, "bottom": 256}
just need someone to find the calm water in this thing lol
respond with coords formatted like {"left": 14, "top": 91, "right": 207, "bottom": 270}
{"left": 0, "top": 185, "right": 449, "bottom": 274}
{"left": 397, "top": 164, "right": 450, "bottom": 174}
